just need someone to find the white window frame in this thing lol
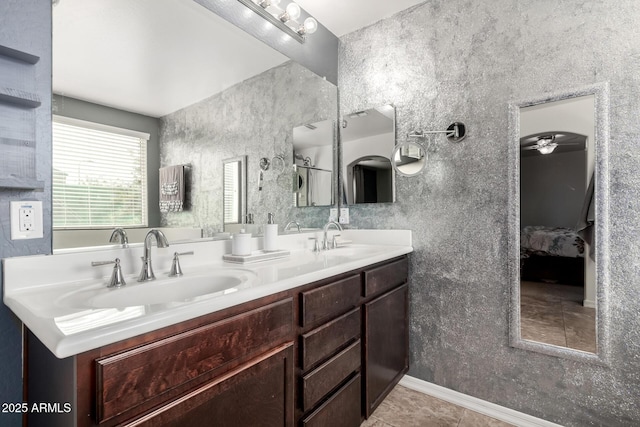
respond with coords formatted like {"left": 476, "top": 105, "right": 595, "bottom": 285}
{"left": 52, "top": 115, "right": 149, "bottom": 229}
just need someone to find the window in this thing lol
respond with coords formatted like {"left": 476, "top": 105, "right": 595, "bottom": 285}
{"left": 222, "top": 156, "right": 246, "bottom": 225}
{"left": 52, "top": 116, "right": 149, "bottom": 229}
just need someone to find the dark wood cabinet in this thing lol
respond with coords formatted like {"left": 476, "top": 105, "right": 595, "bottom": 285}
{"left": 363, "top": 284, "right": 409, "bottom": 417}
{"left": 27, "top": 255, "right": 410, "bottom": 427}
{"left": 301, "top": 374, "right": 362, "bottom": 427}
{"left": 94, "top": 299, "right": 294, "bottom": 425}
{"left": 126, "top": 343, "right": 294, "bottom": 427}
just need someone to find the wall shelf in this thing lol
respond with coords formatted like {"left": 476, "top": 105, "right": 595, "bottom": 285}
{"left": 0, "top": 44, "right": 42, "bottom": 190}
{"left": 0, "top": 177, "right": 45, "bottom": 191}
{"left": 0, "top": 44, "right": 40, "bottom": 64}
{"left": 0, "top": 87, "right": 41, "bottom": 108}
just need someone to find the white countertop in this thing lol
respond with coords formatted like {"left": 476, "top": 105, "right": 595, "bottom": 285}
{"left": 3, "top": 229, "right": 412, "bottom": 358}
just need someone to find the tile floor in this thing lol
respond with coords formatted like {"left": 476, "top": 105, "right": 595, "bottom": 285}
{"left": 520, "top": 280, "right": 596, "bottom": 352}
{"left": 361, "top": 385, "right": 514, "bottom": 427}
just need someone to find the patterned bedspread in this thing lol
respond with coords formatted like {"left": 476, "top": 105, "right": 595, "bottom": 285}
{"left": 520, "top": 226, "right": 584, "bottom": 258}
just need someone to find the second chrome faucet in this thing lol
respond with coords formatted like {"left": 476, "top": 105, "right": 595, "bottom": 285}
{"left": 138, "top": 229, "right": 170, "bottom": 282}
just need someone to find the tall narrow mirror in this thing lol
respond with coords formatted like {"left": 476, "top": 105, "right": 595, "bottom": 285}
{"left": 509, "top": 83, "right": 609, "bottom": 362}
{"left": 341, "top": 104, "right": 396, "bottom": 204}
{"left": 292, "top": 119, "right": 334, "bottom": 207}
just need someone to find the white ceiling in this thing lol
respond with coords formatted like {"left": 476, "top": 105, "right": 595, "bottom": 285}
{"left": 53, "top": 0, "right": 425, "bottom": 118}
{"left": 295, "top": 0, "right": 425, "bottom": 37}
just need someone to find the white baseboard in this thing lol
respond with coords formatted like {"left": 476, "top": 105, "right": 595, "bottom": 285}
{"left": 583, "top": 300, "right": 596, "bottom": 308}
{"left": 399, "top": 376, "right": 563, "bottom": 427}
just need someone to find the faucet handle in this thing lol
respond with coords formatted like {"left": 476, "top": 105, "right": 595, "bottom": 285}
{"left": 308, "top": 237, "right": 322, "bottom": 253}
{"left": 331, "top": 234, "right": 342, "bottom": 249}
{"left": 92, "top": 258, "right": 126, "bottom": 288}
{"left": 169, "top": 251, "right": 194, "bottom": 277}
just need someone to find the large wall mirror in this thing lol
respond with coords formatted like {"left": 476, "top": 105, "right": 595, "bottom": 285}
{"left": 51, "top": 0, "right": 337, "bottom": 250}
{"left": 341, "top": 104, "right": 396, "bottom": 204}
{"left": 508, "top": 83, "right": 610, "bottom": 363}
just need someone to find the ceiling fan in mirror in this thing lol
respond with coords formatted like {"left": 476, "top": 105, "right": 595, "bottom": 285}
{"left": 520, "top": 132, "right": 586, "bottom": 155}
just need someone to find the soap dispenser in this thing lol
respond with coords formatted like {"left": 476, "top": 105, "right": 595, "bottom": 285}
{"left": 264, "top": 213, "right": 278, "bottom": 252}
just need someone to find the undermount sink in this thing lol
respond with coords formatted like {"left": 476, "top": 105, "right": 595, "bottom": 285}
{"left": 56, "top": 269, "right": 257, "bottom": 309}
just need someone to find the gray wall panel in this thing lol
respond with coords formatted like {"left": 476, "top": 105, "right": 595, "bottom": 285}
{"left": 338, "top": 1, "right": 640, "bottom": 426}
{"left": 0, "top": 0, "right": 52, "bottom": 425}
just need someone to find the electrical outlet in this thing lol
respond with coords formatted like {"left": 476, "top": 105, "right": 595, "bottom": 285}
{"left": 11, "top": 201, "right": 43, "bottom": 240}
{"left": 339, "top": 207, "right": 349, "bottom": 224}
{"left": 329, "top": 208, "right": 338, "bottom": 222}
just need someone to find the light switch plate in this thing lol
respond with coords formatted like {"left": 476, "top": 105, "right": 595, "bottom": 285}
{"left": 329, "top": 208, "right": 338, "bottom": 222}
{"left": 10, "top": 201, "right": 43, "bottom": 240}
{"left": 339, "top": 207, "right": 349, "bottom": 224}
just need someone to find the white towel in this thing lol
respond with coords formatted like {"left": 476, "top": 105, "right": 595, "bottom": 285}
{"left": 159, "top": 165, "right": 185, "bottom": 212}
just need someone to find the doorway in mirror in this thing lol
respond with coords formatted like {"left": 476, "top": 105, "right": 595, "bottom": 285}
{"left": 519, "top": 94, "right": 596, "bottom": 353}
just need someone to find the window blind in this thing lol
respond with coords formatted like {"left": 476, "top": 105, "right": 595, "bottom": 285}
{"left": 52, "top": 117, "right": 148, "bottom": 229}
{"left": 223, "top": 161, "right": 240, "bottom": 224}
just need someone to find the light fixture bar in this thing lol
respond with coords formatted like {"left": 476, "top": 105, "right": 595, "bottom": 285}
{"left": 238, "top": 0, "right": 306, "bottom": 43}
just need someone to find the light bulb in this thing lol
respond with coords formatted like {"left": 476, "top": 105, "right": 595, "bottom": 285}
{"left": 538, "top": 145, "right": 557, "bottom": 155}
{"left": 285, "top": 2, "right": 301, "bottom": 20}
{"left": 303, "top": 17, "right": 318, "bottom": 34}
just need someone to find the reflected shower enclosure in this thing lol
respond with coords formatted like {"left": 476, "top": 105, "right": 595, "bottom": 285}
{"left": 292, "top": 119, "right": 335, "bottom": 207}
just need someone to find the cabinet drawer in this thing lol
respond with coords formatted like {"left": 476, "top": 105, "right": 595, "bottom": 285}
{"left": 301, "top": 274, "right": 361, "bottom": 327}
{"left": 301, "top": 373, "right": 361, "bottom": 427}
{"left": 364, "top": 257, "right": 408, "bottom": 297}
{"left": 301, "top": 308, "right": 360, "bottom": 371}
{"left": 126, "top": 343, "right": 295, "bottom": 427}
{"left": 302, "top": 339, "right": 361, "bottom": 412}
{"left": 96, "top": 298, "right": 293, "bottom": 424}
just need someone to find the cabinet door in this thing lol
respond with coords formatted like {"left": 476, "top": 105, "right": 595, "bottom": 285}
{"left": 364, "top": 284, "right": 408, "bottom": 417}
{"left": 125, "top": 343, "right": 294, "bottom": 427}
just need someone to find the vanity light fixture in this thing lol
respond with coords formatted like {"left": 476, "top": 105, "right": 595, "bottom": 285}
{"left": 238, "top": 0, "right": 318, "bottom": 43}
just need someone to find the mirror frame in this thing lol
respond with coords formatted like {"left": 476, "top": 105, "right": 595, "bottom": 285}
{"left": 507, "top": 82, "right": 611, "bottom": 364}
{"left": 391, "top": 141, "right": 427, "bottom": 177}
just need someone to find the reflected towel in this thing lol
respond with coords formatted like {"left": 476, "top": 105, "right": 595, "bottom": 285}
{"left": 576, "top": 173, "right": 595, "bottom": 260}
{"left": 159, "top": 165, "right": 184, "bottom": 212}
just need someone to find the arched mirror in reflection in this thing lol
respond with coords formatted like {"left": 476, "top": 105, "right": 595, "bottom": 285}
{"left": 391, "top": 141, "right": 427, "bottom": 177}
{"left": 341, "top": 104, "right": 396, "bottom": 204}
{"left": 509, "top": 83, "right": 610, "bottom": 363}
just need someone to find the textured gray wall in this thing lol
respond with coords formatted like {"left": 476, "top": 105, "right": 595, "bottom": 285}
{"left": 0, "top": 0, "right": 52, "bottom": 426}
{"left": 339, "top": 1, "right": 640, "bottom": 426}
{"left": 160, "top": 60, "right": 337, "bottom": 235}
{"left": 52, "top": 94, "right": 162, "bottom": 227}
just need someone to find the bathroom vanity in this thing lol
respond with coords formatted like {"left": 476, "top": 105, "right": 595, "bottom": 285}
{"left": 3, "top": 230, "right": 411, "bottom": 426}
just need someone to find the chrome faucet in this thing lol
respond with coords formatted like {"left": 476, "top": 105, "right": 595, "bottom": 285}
{"left": 109, "top": 228, "right": 129, "bottom": 247}
{"left": 138, "top": 229, "right": 170, "bottom": 282}
{"left": 284, "top": 221, "right": 301, "bottom": 233}
{"left": 322, "top": 221, "right": 343, "bottom": 250}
